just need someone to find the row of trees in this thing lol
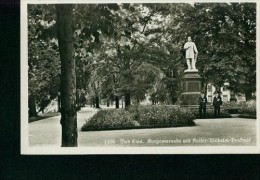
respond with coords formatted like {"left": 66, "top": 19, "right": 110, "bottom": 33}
{"left": 28, "top": 3, "right": 256, "bottom": 146}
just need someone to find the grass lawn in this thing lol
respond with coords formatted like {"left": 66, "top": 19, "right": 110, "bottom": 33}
{"left": 29, "top": 112, "right": 60, "bottom": 123}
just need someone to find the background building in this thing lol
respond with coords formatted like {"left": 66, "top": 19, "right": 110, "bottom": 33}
{"left": 206, "top": 83, "right": 246, "bottom": 103}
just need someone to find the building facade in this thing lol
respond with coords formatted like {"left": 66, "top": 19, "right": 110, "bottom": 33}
{"left": 206, "top": 83, "right": 246, "bottom": 103}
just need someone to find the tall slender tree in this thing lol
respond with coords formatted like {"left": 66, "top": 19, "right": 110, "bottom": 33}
{"left": 56, "top": 4, "right": 77, "bottom": 147}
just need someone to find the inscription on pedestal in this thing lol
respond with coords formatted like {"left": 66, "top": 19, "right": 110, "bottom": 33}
{"left": 181, "top": 71, "right": 202, "bottom": 105}
{"left": 187, "top": 82, "right": 200, "bottom": 92}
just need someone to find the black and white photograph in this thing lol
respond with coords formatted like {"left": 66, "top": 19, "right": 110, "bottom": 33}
{"left": 21, "top": 0, "right": 259, "bottom": 154}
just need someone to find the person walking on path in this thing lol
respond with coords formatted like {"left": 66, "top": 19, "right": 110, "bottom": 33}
{"left": 213, "top": 91, "right": 222, "bottom": 118}
{"left": 198, "top": 92, "right": 207, "bottom": 118}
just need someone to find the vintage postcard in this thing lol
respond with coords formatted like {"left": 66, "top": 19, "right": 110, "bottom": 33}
{"left": 21, "top": 0, "right": 259, "bottom": 154}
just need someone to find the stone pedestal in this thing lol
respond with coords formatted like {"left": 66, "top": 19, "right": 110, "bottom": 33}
{"left": 180, "top": 69, "right": 202, "bottom": 105}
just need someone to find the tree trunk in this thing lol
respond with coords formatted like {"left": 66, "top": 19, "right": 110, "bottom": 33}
{"left": 245, "top": 90, "right": 252, "bottom": 101}
{"left": 215, "top": 85, "right": 221, "bottom": 93}
{"left": 90, "top": 97, "right": 94, "bottom": 107}
{"left": 95, "top": 96, "right": 100, "bottom": 108}
{"left": 58, "top": 94, "right": 61, "bottom": 112}
{"left": 106, "top": 99, "right": 110, "bottom": 107}
{"left": 125, "top": 91, "right": 131, "bottom": 108}
{"left": 56, "top": 4, "right": 77, "bottom": 147}
{"left": 171, "top": 95, "right": 177, "bottom": 105}
{"left": 29, "top": 95, "right": 37, "bottom": 117}
{"left": 204, "top": 82, "right": 208, "bottom": 96}
{"left": 136, "top": 97, "right": 140, "bottom": 104}
{"left": 115, "top": 96, "right": 119, "bottom": 108}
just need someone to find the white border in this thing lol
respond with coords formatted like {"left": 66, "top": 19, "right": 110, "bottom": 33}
{"left": 21, "top": 0, "right": 260, "bottom": 154}
{"left": 21, "top": 0, "right": 29, "bottom": 155}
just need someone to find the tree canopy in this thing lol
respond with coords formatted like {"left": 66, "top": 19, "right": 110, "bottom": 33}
{"left": 28, "top": 2, "right": 256, "bottom": 114}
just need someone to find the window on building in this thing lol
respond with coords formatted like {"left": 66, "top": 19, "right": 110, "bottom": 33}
{"left": 223, "top": 95, "right": 228, "bottom": 102}
{"left": 208, "top": 95, "right": 212, "bottom": 102}
{"left": 208, "top": 85, "right": 212, "bottom": 92}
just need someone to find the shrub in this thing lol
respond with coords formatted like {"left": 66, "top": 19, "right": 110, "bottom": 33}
{"left": 81, "top": 109, "right": 138, "bottom": 131}
{"left": 82, "top": 105, "right": 195, "bottom": 131}
{"left": 238, "top": 100, "right": 256, "bottom": 116}
{"left": 238, "top": 114, "right": 256, "bottom": 119}
{"left": 128, "top": 105, "right": 195, "bottom": 126}
{"left": 193, "top": 111, "right": 232, "bottom": 119}
{"left": 188, "top": 107, "right": 232, "bottom": 118}
{"left": 223, "top": 100, "right": 256, "bottom": 116}
{"left": 223, "top": 101, "right": 242, "bottom": 114}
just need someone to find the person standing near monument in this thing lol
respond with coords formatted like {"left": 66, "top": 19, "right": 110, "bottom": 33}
{"left": 184, "top": 36, "right": 198, "bottom": 70}
{"left": 198, "top": 92, "right": 207, "bottom": 118}
{"left": 213, "top": 91, "right": 222, "bottom": 118}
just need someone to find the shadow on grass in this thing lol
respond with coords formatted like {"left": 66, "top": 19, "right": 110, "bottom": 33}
{"left": 29, "top": 112, "right": 60, "bottom": 123}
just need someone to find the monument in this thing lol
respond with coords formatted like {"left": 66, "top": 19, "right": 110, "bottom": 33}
{"left": 181, "top": 37, "right": 202, "bottom": 105}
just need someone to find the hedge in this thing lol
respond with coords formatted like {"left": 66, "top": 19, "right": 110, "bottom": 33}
{"left": 128, "top": 105, "right": 195, "bottom": 126}
{"left": 193, "top": 111, "right": 232, "bottom": 119}
{"left": 238, "top": 100, "right": 256, "bottom": 116}
{"left": 224, "top": 100, "right": 256, "bottom": 116}
{"left": 82, "top": 105, "right": 195, "bottom": 131}
{"left": 81, "top": 109, "right": 139, "bottom": 131}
